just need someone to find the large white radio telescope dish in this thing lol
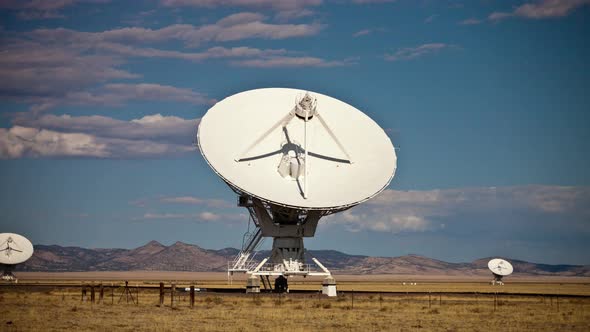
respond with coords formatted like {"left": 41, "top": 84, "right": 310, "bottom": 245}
{"left": 198, "top": 88, "right": 397, "bottom": 210}
{"left": 197, "top": 88, "right": 397, "bottom": 295}
{"left": 0, "top": 233, "right": 34, "bottom": 282}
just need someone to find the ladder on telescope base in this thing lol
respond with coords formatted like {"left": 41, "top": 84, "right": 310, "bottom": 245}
{"left": 260, "top": 275, "right": 273, "bottom": 291}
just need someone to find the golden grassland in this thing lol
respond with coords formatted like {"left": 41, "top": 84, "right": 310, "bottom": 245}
{"left": 1, "top": 280, "right": 590, "bottom": 331}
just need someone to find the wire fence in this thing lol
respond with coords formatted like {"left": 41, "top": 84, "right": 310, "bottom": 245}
{"left": 2, "top": 282, "right": 588, "bottom": 313}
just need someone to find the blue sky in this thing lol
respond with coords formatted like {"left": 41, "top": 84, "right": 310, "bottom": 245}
{"left": 1, "top": 0, "right": 589, "bottom": 265}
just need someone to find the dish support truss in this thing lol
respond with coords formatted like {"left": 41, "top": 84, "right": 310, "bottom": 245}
{"left": 491, "top": 273, "right": 505, "bottom": 285}
{"left": 227, "top": 186, "right": 349, "bottom": 282}
{"left": 1, "top": 264, "right": 17, "bottom": 282}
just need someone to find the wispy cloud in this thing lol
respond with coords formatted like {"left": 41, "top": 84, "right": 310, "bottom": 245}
{"left": 0, "top": 11, "right": 329, "bottom": 110}
{"left": 458, "top": 18, "right": 482, "bottom": 25}
{"left": 324, "top": 186, "right": 590, "bottom": 235}
{"left": 1, "top": 114, "right": 198, "bottom": 158}
{"left": 424, "top": 14, "right": 438, "bottom": 24}
{"left": 27, "top": 13, "right": 323, "bottom": 47}
{"left": 160, "top": 196, "right": 234, "bottom": 208}
{"left": 0, "top": 39, "right": 137, "bottom": 103}
{"left": 352, "top": 29, "right": 371, "bottom": 37}
{"left": 489, "top": 0, "right": 590, "bottom": 21}
{"left": 351, "top": 0, "right": 396, "bottom": 4}
{"left": 384, "top": 43, "right": 452, "bottom": 62}
{"left": 161, "top": 0, "right": 322, "bottom": 20}
{"left": 232, "top": 56, "right": 355, "bottom": 68}
{"left": 23, "top": 83, "right": 214, "bottom": 113}
{"left": 0, "top": 0, "right": 110, "bottom": 20}
{"left": 161, "top": 0, "right": 321, "bottom": 11}
{"left": 137, "top": 211, "right": 246, "bottom": 222}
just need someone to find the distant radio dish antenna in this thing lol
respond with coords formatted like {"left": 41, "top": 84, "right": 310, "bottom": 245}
{"left": 197, "top": 88, "right": 397, "bottom": 296}
{"left": 0, "top": 233, "right": 34, "bottom": 282}
{"left": 488, "top": 258, "right": 513, "bottom": 285}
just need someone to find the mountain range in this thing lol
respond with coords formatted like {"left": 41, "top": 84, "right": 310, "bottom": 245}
{"left": 18, "top": 241, "right": 590, "bottom": 277}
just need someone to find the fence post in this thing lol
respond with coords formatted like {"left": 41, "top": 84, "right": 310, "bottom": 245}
{"left": 429, "top": 292, "right": 431, "bottom": 308}
{"left": 159, "top": 282, "right": 164, "bottom": 306}
{"left": 136, "top": 284, "right": 139, "bottom": 306}
{"left": 99, "top": 283, "right": 104, "bottom": 304}
{"left": 111, "top": 283, "right": 114, "bottom": 305}
{"left": 171, "top": 283, "right": 176, "bottom": 308}
{"left": 190, "top": 285, "right": 195, "bottom": 308}
{"left": 81, "top": 284, "right": 87, "bottom": 302}
{"left": 90, "top": 283, "right": 95, "bottom": 304}
{"left": 351, "top": 289, "right": 354, "bottom": 310}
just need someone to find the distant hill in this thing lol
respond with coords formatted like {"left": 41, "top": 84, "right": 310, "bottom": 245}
{"left": 19, "top": 241, "right": 590, "bottom": 277}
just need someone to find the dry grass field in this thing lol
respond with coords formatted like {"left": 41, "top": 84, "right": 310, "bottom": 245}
{"left": 2, "top": 274, "right": 590, "bottom": 332}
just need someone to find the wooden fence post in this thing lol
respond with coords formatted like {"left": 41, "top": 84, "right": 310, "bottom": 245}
{"left": 81, "top": 284, "right": 87, "bottom": 302}
{"left": 159, "top": 282, "right": 164, "bottom": 306}
{"left": 171, "top": 283, "right": 176, "bottom": 308}
{"left": 90, "top": 283, "right": 95, "bottom": 304}
{"left": 190, "top": 285, "right": 195, "bottom": 308}
{"left": 99, "top": 283, "right": 104, "bottom": 304}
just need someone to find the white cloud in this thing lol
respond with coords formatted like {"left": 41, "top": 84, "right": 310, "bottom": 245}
{"left": 0, "top": 40, "right": 138, "bottom": 101}
{"left": 161, "top": 0, "right": 323, "bottom": 21}
{"left": 0, "top": 0, "right": 110, "bottom": 20}
{"left": 89, "top": 43, "right": 288, "bottom": 63}
{"left": 384, "top": 43, "right": 452, "bottom": 62}
{"left": 142, "top": 213, "right": 188, "bottom": 219}
{"left": 232, "top": 56, "right": 354, "bottom": 68}
{"left": 325, "top": 186, "right": 590, "bottom": 234}
{"left": 424, "top": 14, "right": 438, "bottom": 24}
{"left": 161, "top": 0, "right": 321, "bottom": 11}
{"left": 1, "top": 114, "right": 198, "bottom": 158}
{"left": 22, "top": 83, "right": 214, "bottom": 112}
{"left": 0, "top": 12, "right": 327, "bottom": 109}
{"left": 199, "top": 211, "right": 221, "bottom": 221}
{"left": 489, "top": 0, "right": 590, "bottom": 21}
{"left": 13, "top": 113, "right": 198, "bottom": 145}
{"left": 136, "top": 211, "right": 246, "bottom": 222}
{"left": 0, "top": 126, "right": 109, "bottom": 158}
{"left": 28, "top": 14, "right": 323, "bottom": 47}
{"left": 161, "top": 196, "right": 234, "bottom": 208}
{"left": 459, "top": 18, "right": 482, "bottom": 25}
{"left": 352, "top": 29, "right": 371, "bottom": 37}
{"left": 351, "top": 0, "right": 396, "bottom": 4}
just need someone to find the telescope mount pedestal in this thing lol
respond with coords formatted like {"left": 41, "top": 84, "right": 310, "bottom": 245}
{"left": 228, "top": 195, "right": 339, "bottom": 296}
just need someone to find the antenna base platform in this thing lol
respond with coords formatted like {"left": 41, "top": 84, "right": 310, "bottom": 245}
{"left": 1, "top": 264, "right": 17, "bottom": 282}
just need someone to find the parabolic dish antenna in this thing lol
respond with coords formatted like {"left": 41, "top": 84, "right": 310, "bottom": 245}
{"left": 198, "top": 88, "right": 396, "bottom": 210}
{"left": 0, "top": 233, "right": 34, "bottom": 282}
{"left": 197, "top": 88, "right": 397, "bottom": 296}
{"left": 488, "top": 258, "right": 513, "bottom": 285}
